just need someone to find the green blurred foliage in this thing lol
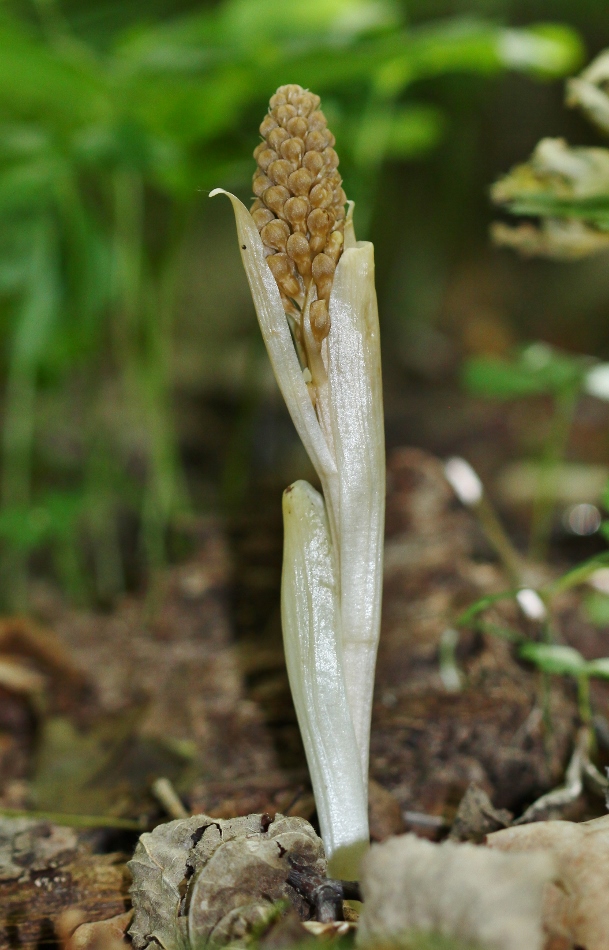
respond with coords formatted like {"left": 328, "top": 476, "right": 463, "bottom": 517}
{"left": 0, "top": 0, "right": 583, "bottom": 606}
{"left": 462, "top": 342, "right": 593, "bottom": 559}
{"left": 463, "top": 342, "right": 587, "bottom": 398}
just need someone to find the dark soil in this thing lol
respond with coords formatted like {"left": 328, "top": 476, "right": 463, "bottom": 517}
{"left": 1, "top": 446, "right": 608, "bottom": 946}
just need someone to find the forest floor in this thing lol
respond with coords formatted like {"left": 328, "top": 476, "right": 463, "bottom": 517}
{"left": 0, "top": 423, "right": 608, "bottom": 947}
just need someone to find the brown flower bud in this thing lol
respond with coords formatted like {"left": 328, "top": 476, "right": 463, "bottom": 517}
{"left": 309, "top": 299, "right": 331, "bottom": 343}
{"left": 308, "top": 111, "right": 328, "bottom": 132}
{"left": 261, "top": 219, "right": 290, "bottom": 252}
{"left": 252, "top": 207, "right": 276, "bottom": 230}
{"left": 281, "top": 137, "right": 304, "bottom": 165}
{"left": 264, "top": 185, "right": 290, "bottom": 217}
{"left": 253, "top": 145, "right": 277, "bottom": 172}
{"left": 267, "top": 253, "right": 301, "bottom": 299}
{"left": 312, "top": 252, "right": 335, "bottom": 302}
{"left": 309, "top": 182, "right": 333, "bottom": 210}
{"left": 308, "top": 208, "right": 331, "bottom": 256}
{"left": 267, "top": 159, "right": 293, "bottom": 187}
{"left": 285, "top": 196, "right": 309, "bottom": 233}
{"left": 296, "top": 93, "right": 320, "bottom": 116}
{"left": 287, "top": 116, "right": 308, "bottom": 139}
{"left": 252, "top": 85, "right": 347, "bottom": 329}
{"left": 287, "top": 232, "right": 312, "bottom": 283}
{"left": 253, "top": 174, "right": 271, "bottom": 198}
{"left": 259, "top": 114, "right": 278, "bottom": 137}
{"left": 305, "top": 130, "right": 328, "bottom": 153}
{"left": 325, "top": 230, "right": 343, "bottom": 263}
{"left": 288, "top": 168, "right": 313, "bottom": 197}
{"left": 268, "top": 127, "right": 290, "bottom": 151}
{"left": 276, "top": 104, "right": 297, "bottom": 126}
{"left": 303, "top": 150, "right": 324, "bottom": 177}
{"left": 322, "top": 147, "right": 339, "bottom": 169}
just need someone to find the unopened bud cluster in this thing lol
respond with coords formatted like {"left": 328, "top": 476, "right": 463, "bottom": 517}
{"left": 251, "top": 84, "right": 347, "bottom": 349}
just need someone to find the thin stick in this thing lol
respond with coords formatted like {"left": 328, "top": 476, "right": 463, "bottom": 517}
{"left": 0, "top": 807, "right": 146, "bottom": 830}
{"left": 151, "top": 777, "right": 189, "bottom": 819}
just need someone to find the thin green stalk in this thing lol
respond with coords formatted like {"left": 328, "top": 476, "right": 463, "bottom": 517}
{"left": 32, "top": 0, "right": 72, "bottom": 42}
{"left": 474, "top": 495, "right": 527, "bottom": 586}
{"left": 1, "top": 369, "right": 36, "bottom": 609}
{"left": 0, "top": 806, "right": 146, "bottom": 830}
{"left": 139, "top": 206, "right": 191, "bottom": 588}
{"left": 0, "top": 222, "right": 58, "bottom": 609}
{"left": 351, "top": 87, "right": 397, "bottom": 238}
{"left": 577, "top": 673, "right": 592, "bottom": 728}
{"left": 541, "top": 669, "right": 554, "bottom": 765}
{"left": 84, "top": 429, "right": 125, "bottom": 603}
{"left": 529, "top": 384, "right": 579, "bottom": 562}
{"left": 111, "top": 169, "right": 144, "bottom": 393}
{"left": 220, "top": 335, "right": 267, "bottom": 512}
{"left": 543, "top": 550, "right": 609, "bottom": 597}
{"left": 54, "top": 526, "right": 88, "bottom": 605}
{"left": 110, "top": 170, "right": 185, "bottom": 582}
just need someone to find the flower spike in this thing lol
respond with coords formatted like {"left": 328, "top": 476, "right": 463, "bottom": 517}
{"left": 212, "top": 84, "right": 385, "bottom": 877}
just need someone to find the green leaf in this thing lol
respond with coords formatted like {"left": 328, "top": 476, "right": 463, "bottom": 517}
{"left": 463, "top": 357, "right": 550, "bottom": 398}
{"left": 545, "top": 550, "right": 609, "bottom": 595}
{"left": 385, "top": 104, "right": 445, "bottom": 159}
{"left": 585, "top": 656, "right": 609, "bottom": 679}
{"left": 519, "top": 642, "right": 588, "bottom": 676}
{"left": 455, "top": 590, "right": 518, "bottom": 626}
{"left": 406, "top": 19, "right": 582, "bottom": 85}
{"left": 498, "top": 24, "right": 584, "bottom": 79}
{"left": 584, "top": 592, "right": 609, "bottom": 627}
{"left": 0, "top": 19, "right": 109, "bottom": 127}
{"left": 462, "top": 345, "right": 586, "bottom": 399}
{"left": 218, "top": 0, "right": 399, "bottom": 46}
{"left": 0, "top": 505, "right": 50, "bottom": 551}
{"left": 508, "top": 193, "right": 609, "bottom": 230}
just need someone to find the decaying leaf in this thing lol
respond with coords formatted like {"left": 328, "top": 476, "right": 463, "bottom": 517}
{"left": 356, "top": 833, "right": 555, "bottom": 950}
{"left": 0, "top": 815, "right": 78, "bottom": 881}
{"left": 128, "top": 813, "right": 325, "bottom": 950}
{"left": 368, "top": 778, "right": 406, "bottom": 842}
{"left": 448, "top": 784, "right": 512, "bottom": 844}
{"left": 61, "top": 910, "right": 133, "bottom": 950}
{"left": 0, "top": 817, "right": 129, "bottom": 950}
{"left": 487, "top": 813, "right": 609, "bottom": 950}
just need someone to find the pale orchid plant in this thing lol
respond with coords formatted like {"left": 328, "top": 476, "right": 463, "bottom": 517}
{"left": 212, "top": 84, "right": 384, "bottom": 878}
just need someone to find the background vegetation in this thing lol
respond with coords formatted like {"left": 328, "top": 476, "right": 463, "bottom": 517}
{"left": 1, "top": 0, "right": 608, "bottom": 611}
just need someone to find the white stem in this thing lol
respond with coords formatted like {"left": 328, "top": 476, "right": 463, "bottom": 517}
{"left": 281, "top": 480, "right": 369, "bottom": 879}
{"left": 213, "top": 188, "right": 385, "bottom": 867}
{"left": 324, "top": 241, "right": 385, "bottom": 779}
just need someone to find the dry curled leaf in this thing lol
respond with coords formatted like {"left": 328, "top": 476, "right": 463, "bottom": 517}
{"left": 128, "top": 813, "right": 325, "bottom": 950}
{"left": 357, "top": 833, "right": 555, "bottom": 950}
{"left": 449, "top": 784, "right": 512, "bottom": 844}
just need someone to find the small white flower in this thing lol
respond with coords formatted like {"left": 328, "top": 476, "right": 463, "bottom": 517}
{"left": 516, "top": 588, "right": 547, "bottom": 621}
{"left": 584, "top": 363, "right": 609, "bottom": 401}
{"left": 589, "top": 567, "right": 609, "bottom": 594}
{"left": 445, "top": 456, "right": 483, "bottom": 507}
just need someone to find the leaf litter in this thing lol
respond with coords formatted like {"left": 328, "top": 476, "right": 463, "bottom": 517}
{"left": 2, "top": 454, "right": 609, "bottom": 947}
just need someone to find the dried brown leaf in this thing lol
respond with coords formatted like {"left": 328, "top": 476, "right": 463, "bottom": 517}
{"left": 128, "top": 813, "right": 325, "bottom": 950}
